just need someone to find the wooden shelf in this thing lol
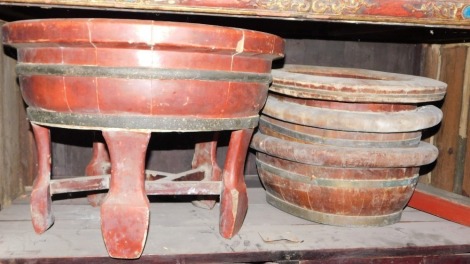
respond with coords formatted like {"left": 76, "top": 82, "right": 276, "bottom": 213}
{"left": 1, "top": 178, "right": 470, "bottom": 263}
{"left": 0, "top": 4, "right": 469, "bottom": 262}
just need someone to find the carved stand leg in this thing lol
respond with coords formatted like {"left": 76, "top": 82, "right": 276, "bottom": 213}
{"left": 30, "top": 124, "right": 54, "bottom": 234}
{"left": 192, "top": 133, "right": 222, "bottom": 209}
{"left": 86, "top": 136, "right": 111, "bottom": 207}
{"left": 219, "top": 129, "right": 253, "bottom": 238}
{"left": 101, "top": 130, "right": 151, "bottom": 259}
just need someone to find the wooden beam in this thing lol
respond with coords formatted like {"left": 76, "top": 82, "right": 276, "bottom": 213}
{"left": 408, "top": 183, "right": 470, "bottom": 227}
{"left": 0, "top": 0, "right": 470, "bottom": 28}
{"left": 50, "top": 175, "right": 222, "bottom": 195}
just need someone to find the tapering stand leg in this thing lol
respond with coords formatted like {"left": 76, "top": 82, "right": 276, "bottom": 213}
{"left": 86, "top": 136, "right": 111, "bottom": 207}
{"left": 30, "top": 124, "right": 54, "bottom": 234}
{"left": 192, "top": 133, "right": 222, "bottom": 209}
{"left": 101, "top": 130, "right": 150, "bottom": 259}
{"left": 219, "top": 129, "right": 252, "bottom": 238}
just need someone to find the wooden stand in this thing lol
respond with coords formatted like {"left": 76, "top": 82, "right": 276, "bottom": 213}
{"left": 2, "top": 19, "right": 284, "bottom": 259}
{"left": 30, "top": 124, "right": 254, "bottom": 258}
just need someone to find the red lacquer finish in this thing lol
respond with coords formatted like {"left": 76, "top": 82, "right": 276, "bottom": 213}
{"left": 30, "top": 124, "right": 54, "bottom": 234}
{"left": 219, "top": 129, "right": 253, "bottom": 238}
{"left": 408, "top": 183, "right": 470, "bottom": 227}
{"left": 4, "top": 19, "right": 283, "bottom": 118}
{"left": 2, "top": 19, "right": 284, "bottom": 259}
{"left": 101, "top": 131, "right": 151, "bottom": 259}
{"left": 191, "top": 135, "right": 222, "bottom": 209}
{"left": 85, "top": 140, "right": 110, "bottom": 207}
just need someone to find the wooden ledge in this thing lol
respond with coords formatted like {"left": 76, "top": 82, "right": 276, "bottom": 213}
{"left": 1, "top": 0, "right": 470, "bottom": 28}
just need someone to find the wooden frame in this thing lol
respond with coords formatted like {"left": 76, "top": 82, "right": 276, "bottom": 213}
{"left": 409, "top": 183, "right": 470, "bottom": 227}
{"left": 0, "top": 0, "right": 470, "bottom": 28}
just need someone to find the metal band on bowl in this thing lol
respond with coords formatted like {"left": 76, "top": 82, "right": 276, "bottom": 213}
{"left": 256, "top": 158, "right": 419, "bottom": 188}
{"left": 27, "top": 108, "right": 259, "bottom": 132}
{"left": 258, "top": 116, "right": 422, "bottom": 148}
{"left": 266, "top": 192, "right": 402, "bottom": 227}
{"left": 16, "top": 64, "right": 272, "bottom": 83}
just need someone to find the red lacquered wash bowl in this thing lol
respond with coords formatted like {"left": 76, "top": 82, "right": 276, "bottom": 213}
{"left": 3, "top": 19, "right": 284, "bottom": 130}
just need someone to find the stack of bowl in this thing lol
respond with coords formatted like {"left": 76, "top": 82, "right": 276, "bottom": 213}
{"left": 251, "top": 64, "right": 446, "bottom": 226}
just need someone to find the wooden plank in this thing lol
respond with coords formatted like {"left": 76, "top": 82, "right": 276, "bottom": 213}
{"left": 1, "top": 187, "right": 470, "bottom": 262}
{"left": 49, "top": 175, "right": 223, "bottom": 195}
{"left": 408, "top": 182, "right": 470, "bottom": 227}
{"left": 419, "top": 44, "right": 442, "bottom": 184}
{"left": 428, "top": 44, "right": 469, "bottom": 192}
{"left": 50, "top": 128, "right": 93, "bottom": 178}
{"left": 421, "top": 43, "right": 470, "bottom": 196}
{"left": 285, "top": 39, "right": 422, "bottom": 76}
{"left": 456, "top": 45, "right": 470, "bottom": 195}
{"left": 0, "top": 23, "right": 34, "bottom": 210}
{"left": 19, "top": 93, "right": 36, "bottom": 191}
{"left": 462, "top": 50, "right": 470, "bottom": 197}
{"left": 0, "top": 1, "right": 470, "bottom": 28}
{"left": 301, "top": 254, "right": 470, "bottom": 263}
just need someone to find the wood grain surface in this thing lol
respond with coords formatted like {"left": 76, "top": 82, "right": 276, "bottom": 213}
{"left": 0, "top": 0, "right": 470, "bottom": 28}
{"left": 0, "top": 22, "right": 35, "bottom": 210}
{"left": 421, "top": 44, "right": 469, "bottom": 193}
{"left": 1, "top": 181, "right": 470, "bottom": 262}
